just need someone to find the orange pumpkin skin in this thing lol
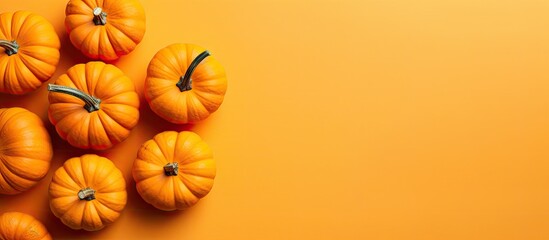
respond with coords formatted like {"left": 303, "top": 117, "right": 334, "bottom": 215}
{"left": 0, "top": 212, "right": 52, "bottom": 240}
{"left": 65, "top": 0, "right": 146, "bottom": 61}
{"left": 0, "top": 107, "right": 52, "bottom": 195}
{"left": 144, "top": 43, "right": 228, "bottom": 124}
{"left": 133, "top": 131, "right": 216, "bottom": 211}
{"left": 47, "top": 61, "right": 139, "bottom": 150}
{"left": 0, "top": 11, "right": 60, "bottom": 95}
{"left": 49, "top": 154, "right": 127, "bottom": 231}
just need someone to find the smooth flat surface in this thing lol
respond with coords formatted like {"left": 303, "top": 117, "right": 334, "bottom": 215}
{"left": 1, "top": 0, "right": 549, "bottom": 239}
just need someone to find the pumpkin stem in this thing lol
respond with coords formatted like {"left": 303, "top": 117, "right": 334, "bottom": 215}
{"left": 0, "top": 39, "right": 19, "bottom": 56}
{"left": 164, "top": 162, "right": 179, "bottom": 176}
{"left": 47, "top": 84, "right": 101, "bottom": 112}
{"left": 93, "top": 7, "right": 107, "bottom": 25}
{"left": 78, "top": 187, "right": 96, "bottom": 201}
{"left": 176, "top": 50, "right": 211, "bottom": 92}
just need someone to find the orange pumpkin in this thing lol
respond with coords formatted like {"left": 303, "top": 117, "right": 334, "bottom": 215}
{"left": 65, "top": 0, "right": 146, "bottom": 61}
{"left": 47, "top": 61, "right": 139, "bottom": 150}
{"left": 49, "top": 154, "right": 127, "bottom": 231}
{"left": 0, "top": 212, "right": 52, "bottom": 240}
{"left": 0, "top": 11, "right": 60, "bottom": 95}
{"left": 144, "top": 43, "right": 228, "bottom": 124}
{"left": 0, "top": 107, "right": 52, "bottom": 195}
{"left": 133, "top": 131, "right": 216, "bottom": 211}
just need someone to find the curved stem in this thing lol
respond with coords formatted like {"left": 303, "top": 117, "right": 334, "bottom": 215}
{"left": 93, "top": 7, "right": 107, "bottom": 25}
{"left": 78, "top": 187, "right": 96, "bottom": 201}
{"left": 176, "top": 51, "right": 210, "bottom": 92}
{"left": 0, "top": 40, "right": 19, "bottom": 56}
{"left": 48, "top": 84, "right": 101, "bottom": 112}
{"left": 164, "top": 162, "right": 179, "bottom": 176}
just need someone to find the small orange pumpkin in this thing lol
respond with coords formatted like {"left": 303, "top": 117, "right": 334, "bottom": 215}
{"left": 0, "top": 107, "right": 52, "bottom": 195}
{"left": 0, "top": 11, "right": 60, "bottom": 95}
{"left": 0, "top": 212, "right": 52, "bottom": 240}
{"left": 49, "top": 154, "right": 127, "bottom": 231}
{"left": 144, "top": 43, "right": 228, "bottom": 124}
{"left": 47, "top": 61, "right": 139, "bottom": 150}
{"left": 133, "top": 131, "right": 216, "bottom": 211}
{"left": 65, "top": 0, "right": 146, "bottom": 61}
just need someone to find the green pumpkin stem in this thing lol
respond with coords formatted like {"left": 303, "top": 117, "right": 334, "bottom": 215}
{"left": 176, "top": 50, "right": 211, "bottom": 92}
{"left": 164, "top": 162, "right": 179, "bottom": 176}
{"left": 48, "top": 84, "right": 101, "bottom": 112}
{"left": 93, "top": 7, "right": 107, "bottom": 25}
{"left": 78, "top": 187, "right": 96, "bottom": 201}
{"left": 0, "top": 39, "right": 19, "bottom": 56}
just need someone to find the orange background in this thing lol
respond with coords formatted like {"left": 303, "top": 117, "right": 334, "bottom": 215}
{"left": 2, "top": 0, "right": 549, "bottom": 239}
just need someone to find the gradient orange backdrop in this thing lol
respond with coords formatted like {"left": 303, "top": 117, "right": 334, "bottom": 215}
{"left": 2, "top": 0, "right": 549, "bottom": 239}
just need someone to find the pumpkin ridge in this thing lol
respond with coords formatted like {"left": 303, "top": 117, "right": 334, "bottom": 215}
{"left": 157, "top": 47, "right": 184, "bottom": 78}
{"left": 15, "top": 212, "right": 35, "bottom": 240}
{"left": 16, "top": 16, "right": 43, "bottom": 42}
{"left": 104, "top": 24, "right": 134, "bottom": 55}
{"left": 11, "top": 211, "right": 25, "bottom": 239}
{"left": 0, "top": 161, "right": 29, "bottom": 192}
{"left": 96, "top": 110, "right": 128, "bottom": 144}
{"left": 0, "top": 108, "right": 24, "bottom": 132}
{"left": 89, "top": 168, "right": 117, "bottom": 192}
{"left": 1, "top": 156, "right": 47, "bottom": 181}
{"left": 4, "top": 58, "right": 20, "bottom": 94}
{"left": 55, "top": 111, "right": 87, "bottom": 138}
{"left": 79, "top": 154, "right": 95, "bottom": 186}
{"left": 91, "top": 200, "right": 120, "bottom": 227}
{"left": 185, "top": 92, "right": 209, "bottom": 120}
{"left": 13, "top": 56, "right": 41, "bottom": 91}
{"left": 22, "top": 218, "right": 48, "bottom": 240}
{"left": 143, "top": 79, "right": 175, "bottom": 102}
{"left": 10, "top": 12, "right": 29, "bottom": 41}
{"left": 106, "top": 22, "right": 140, "bottom": 45}
{"left": 58, "top": 204, "right": 83, "bottom": 229}
{"left": 173, "top": 132, "right": 201, "bottom": 163}
{"left": 93, "top": 74, "right": 131, "bottom": 100}
{"left": 173, "top": 179, "right": 199, "bottom": 208}
{"left": 0, "top": 58, "right": 7, "bottom": 91}
{"left": 66, "top": 64, "right": 89, "bottom": 91}
{"left": 97, "top": 27, "right": 114, "bottom": 60}
{"left": 189, "top": 91, "right": 221, "bottom": 113}
{"left": 62, "top": 159, "right": 87, "bottom": 189}
{"left": 95, "top": 63, "right": 126, "bottom": 91}
{"left": 178, "top": 164, "right": 215, "bottom": 178}
{"left": 153, "top": 132, "right": 178, "bottom": 162}
{"left": 50, "top": 182, "right": 79, "bottom": 199}
{"left": 137, "top": 141, "right": 169, "bottom": 166}
{"left": 83, "top": 28, "right": 103, "bottom": 58}
{"left": 0, "top": 13, "right": 13, "bottom": 39}
{"left": 67, "top": 113, "right": 92, "bottom": 148}
{"left": 95, "top": 191, "right": 127, "bottom": 211}
{"left": 17, "top": 51, "right": 55, "bottom": 80}
{"left": 0, "top": 167, "right": 16, "bottom": 194}
{"left": 178, "top": 173, "right": 213, "bottom": 197}
{"left": 100, "top": 91, "right": 139, "bottom": 105}
{"left": 53, "top": 167, "right": 82, "bottom": 191}
{"left": 79, "top": 0, "right": 97, "bottom": 15}
{"left": 82, "top": 201, "right": 101, "bottom": 230}
{"left": 98, "top": 104, "right": 138, "bottom": 129}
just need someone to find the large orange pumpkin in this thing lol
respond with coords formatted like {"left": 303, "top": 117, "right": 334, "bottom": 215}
{"left": 144, "top": 43, "right": 228, "bottom": 124}
{"left": 0, "top": 212, "right": 52, "bottom": 240}
{"left": 0, "top": 11, "right": 60, "bottom": 95}
{"left": 47, "top": 61, "right": 139, "bottom": 150}
{"left": 133, "top": 131, "right": 216, "bottom": 211}
{"left": 0, "top": 107, "right": 52, "bottom": 195}
{"left": 49, "top": 154, "right": 127, "bottom": 231}
{"left": 65, "top": 0, "right": 146, "bottom": 61}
